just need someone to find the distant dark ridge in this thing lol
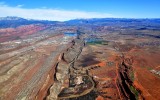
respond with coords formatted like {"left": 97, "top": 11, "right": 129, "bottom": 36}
{"left": 0, "top": 16, "right": 58, "bottom": 28}
{"left": 121, "top": 33, "right": 160, "bottom": 39}
{"left": 1, "top": 16, "right": 160, "bottom": 28}
{"left": 66, "top": 18, "right": 160, "bottom": 26}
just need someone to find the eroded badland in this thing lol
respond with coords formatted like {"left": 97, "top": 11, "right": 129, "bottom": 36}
{"left": 0, "top": 18, "right": 160, "bottom": 100}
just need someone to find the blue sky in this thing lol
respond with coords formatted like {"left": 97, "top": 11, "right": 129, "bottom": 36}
{"left": 0, "top": 0, "right": 160, "bottom": 21}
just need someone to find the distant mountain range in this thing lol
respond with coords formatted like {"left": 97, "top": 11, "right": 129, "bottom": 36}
{"left": 0, "top": 16, "right": 58, "bottom": 28}
{"left": 0, "top": 16, "right": 160, "bottom": 28}
{"left": 0, "top": 16, "right": 27, "bottom": 21}
{"left": 66, "top": 18, "right": 160, "bottom": 25}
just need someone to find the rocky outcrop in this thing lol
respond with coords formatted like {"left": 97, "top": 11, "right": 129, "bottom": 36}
{"left": 63, "top": 39, "right": 85, "bottom": 63}
{"left": 116, "top": 56, "right": 143, "bottom": 100}
{"left": 46, "top": 61, "right": 69, "bottom": 100}
{"left": 46, "top": 38, "right": 85, "bottom": 100}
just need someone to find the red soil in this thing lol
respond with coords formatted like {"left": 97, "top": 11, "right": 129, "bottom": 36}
{"left": 128, "top": 49, "right": 160, "bottom": 100}
{"left": 0, "top": 24, "right": 47, "bottom": 42}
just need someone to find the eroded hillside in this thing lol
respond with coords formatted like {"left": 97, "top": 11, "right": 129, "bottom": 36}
{"left": 0, "top": 18, "right": 160, "bottom": 100}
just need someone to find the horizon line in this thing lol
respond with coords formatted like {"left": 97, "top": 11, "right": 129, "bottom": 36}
{"left": 1, "top": 16, "right": 160, "bottom": 22}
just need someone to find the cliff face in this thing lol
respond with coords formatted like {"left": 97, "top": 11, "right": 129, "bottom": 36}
{"left": 0, "top": 32, "right": 74, "bottom": 100}
{"left": 116, "top": 56, "right": 142, "bottom": 100}
{"left": 115, "top": 45, "right": 160, "bottom": 100}
{"left": 46, "top": 38, "right": 85, "bottom": 100}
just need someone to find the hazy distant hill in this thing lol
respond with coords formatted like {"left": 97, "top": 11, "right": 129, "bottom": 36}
{"left": 67, "top": 18, "right": 160, "bottom": 25}
{"left": 1, "top": 16, "right": 160, "bottom": 30}
{"left": 66, "top": 18, "right": 160, "bottom": 30}
{"left": 0, "top": 16, "right": 57, "bottom": 28}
